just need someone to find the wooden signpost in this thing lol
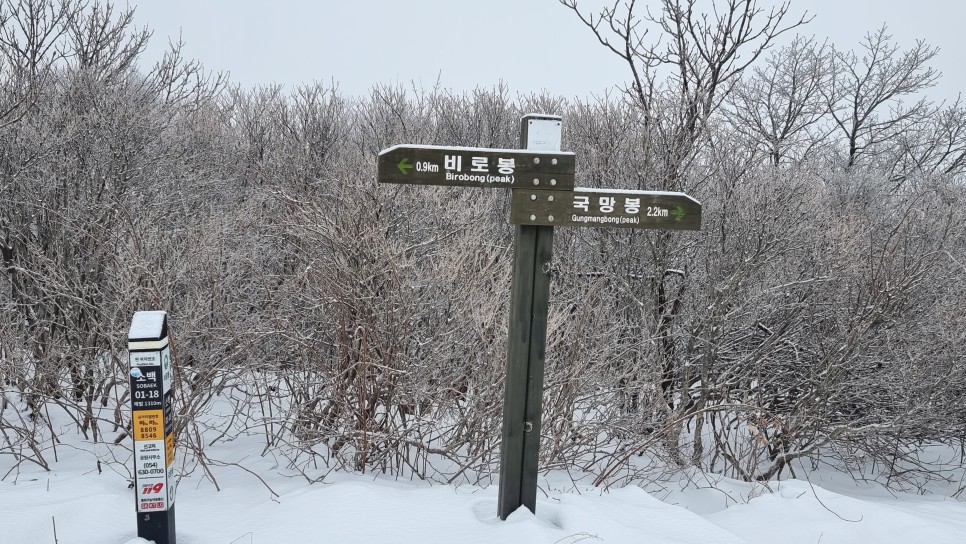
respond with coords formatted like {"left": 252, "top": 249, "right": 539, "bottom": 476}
{"left": 376, "top": 114, "right": 702, "bottom": 520}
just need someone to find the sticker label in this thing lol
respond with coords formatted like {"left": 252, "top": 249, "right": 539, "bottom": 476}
{"left": 133, "top": 410, "right": 163, "bottom": 442}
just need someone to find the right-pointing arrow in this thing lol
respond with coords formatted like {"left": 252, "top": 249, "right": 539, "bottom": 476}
{"left": 673, "top": 205, "right": 686, "bottom": 221}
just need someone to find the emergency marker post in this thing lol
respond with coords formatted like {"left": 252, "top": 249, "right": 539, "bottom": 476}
{"left": 376, "top": 114, "right": 702, "bottom": 520}
{"left": 128, "top": 310, "right": 176, "bottom": 544}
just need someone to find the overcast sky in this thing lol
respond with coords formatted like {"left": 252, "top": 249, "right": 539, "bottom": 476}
{"left": 128, "top": 0, "right": 965, "bottom": 104}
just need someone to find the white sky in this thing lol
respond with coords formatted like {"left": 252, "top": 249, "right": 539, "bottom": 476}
{"left": 128, "top": 0, "right": 965, "bottom": 103}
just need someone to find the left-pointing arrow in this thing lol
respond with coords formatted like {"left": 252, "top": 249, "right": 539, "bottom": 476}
{"left": 397, "top": 158, "right": 413, "bottom": 175}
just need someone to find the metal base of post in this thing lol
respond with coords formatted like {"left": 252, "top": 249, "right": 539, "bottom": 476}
{"left": 137, "top": 504, "right": 176, "bottom": 544}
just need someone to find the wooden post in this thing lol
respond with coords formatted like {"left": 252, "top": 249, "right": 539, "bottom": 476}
{"left": 498, "top": 114, "right": 561, "bottom": 519}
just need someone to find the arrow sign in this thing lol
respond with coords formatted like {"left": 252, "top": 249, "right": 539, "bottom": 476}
{"left": 673, "top": 205, "right": 687, "bottom": 221}
{"left": 511, "top": 188, "right": 702, "bottom": 231}
{"left": 396, "top": 157, "right": 413, "bottom": 175}
{"left": 378, "top": 144, "right": 576, "bottom": 189}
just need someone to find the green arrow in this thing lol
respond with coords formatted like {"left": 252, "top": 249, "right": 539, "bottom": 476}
{"left": 397, "top": 158, "right": 413, "bottom": 175}
{"left": 673, "top": 205, "right": 686, "bottom": 221}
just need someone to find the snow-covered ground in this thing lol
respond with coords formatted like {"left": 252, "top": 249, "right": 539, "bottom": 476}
{"left": 2, "top": 426, "right": 965, "bottom": 544}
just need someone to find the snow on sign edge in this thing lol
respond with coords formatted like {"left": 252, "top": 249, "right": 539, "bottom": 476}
{"left": 377, "top": 143, "right": 576, "bottom": 157}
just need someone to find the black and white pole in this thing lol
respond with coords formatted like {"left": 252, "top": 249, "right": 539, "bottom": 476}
{"left": 497, "top": 114, "right": 561, "bottom": 520}
{"left": 128, "top": 310, "right": 177, "bottom": 544}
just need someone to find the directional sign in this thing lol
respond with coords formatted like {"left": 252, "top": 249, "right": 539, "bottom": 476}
{"left": 377, "top": 144, "right": 576, "bottom": 189}
{"left": 511, "top": 188, "right": 702, "bottom": 230}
